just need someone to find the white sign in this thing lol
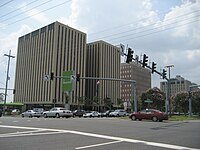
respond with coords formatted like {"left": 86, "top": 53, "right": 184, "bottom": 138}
{"left": 43, "top": 75, "right": 50, "bottom": 81}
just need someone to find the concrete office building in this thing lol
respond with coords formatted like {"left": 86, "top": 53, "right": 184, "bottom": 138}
{"left": 86, "top": 40, "right": 121, "bottom": 107}
{"left": 160, "top": 75, "right": 197, "bottom": 96}
{"left": 121, "top": 62, "right": 151, "bottom": 109}
{"left": 14, "top": 21, "right": 87, "bottom": 109}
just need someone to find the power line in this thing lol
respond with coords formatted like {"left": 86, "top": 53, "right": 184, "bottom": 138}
{"left": 112, "top": 19, "right": 200, "bottom": 44}
{"left": 89, "top": 2, "right": 194, "bottom": 36}
{"left": 0, "top": 0, "right": 40, "bottom": 19}
{"left": 91, "top": 9, "right": 200, "bottom": 41}
{"left": 0, "top": 0, "right": 72, "bottom": 29}
{"left": 0, "top": 0, "right": 14, "bottom": 8}
{"left": 104, "top": 14, "right": 200, "bottom": 42}
{"left": 1, "top": 0, "right": 54, "bottom": 23}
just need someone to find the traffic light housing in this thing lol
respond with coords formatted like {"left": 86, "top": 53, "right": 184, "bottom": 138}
{"left": 152, "top": 62, "right": 157, "bottom": 74}
{"left": 142, "top": 54, "right": 148, "bottom": 67}
{"left": 126, "top": 48, "right": 134, "bottom": 63}
{"left": 50, "top": 72, "right": 54, "bottom": 80}
{"left": 76, "top": 73, "right": 80, "bottom": 82}
{"left": 162, "top": 69, "right": 167, "bottom": 79}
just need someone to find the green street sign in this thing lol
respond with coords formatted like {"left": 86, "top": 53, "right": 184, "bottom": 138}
{"left": 144, "top": 99, "right": 153, "bottom": 103}
{"left": 62, "top": 71, "right": 74, "bottom": 91}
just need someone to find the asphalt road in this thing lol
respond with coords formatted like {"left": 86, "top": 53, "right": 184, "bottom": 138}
{"left": 0, "top": 116, "right": 200, "bottom": 150}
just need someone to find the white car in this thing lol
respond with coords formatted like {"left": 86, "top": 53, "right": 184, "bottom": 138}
{"left": 43, "top": 107, "right": 73, "bottom": 118}
{"left": 21, "top": 110, "right": 43, "bottom": 118}
{"left": 109, "top": 109, "right": 127, "bottom": 117}
{"left": 83, "top": 111, "right": 100, "bottom": 118}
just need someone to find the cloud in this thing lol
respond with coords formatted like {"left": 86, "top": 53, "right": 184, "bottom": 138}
{"left": 19, "top": 2, "right": 50, "bottom": 24}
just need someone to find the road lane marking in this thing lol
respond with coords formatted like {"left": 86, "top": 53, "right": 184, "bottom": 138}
{"left": 0, "top": 125, "right": 199, "bottom": 150}
{"left": 0, "top": 131, "right": 66, "bottom": 138}
{"left": 76, "top": 141, "right": 122, "bottom": 149}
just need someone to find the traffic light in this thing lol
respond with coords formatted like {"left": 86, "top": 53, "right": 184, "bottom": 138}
{"left": 162, "top": 69, "right": 167, "bottom": 79}
{"left": 50, "top": 72, "right": 54, "bottom": 80}
{"left": 76, "top": 73, "right": 80, "bottom": 82}
{"left": 152, "top": 62, "right": 157, "bottom": 74}
{"left": 126, "top": 48, "right": 134, "bottom": 63}
{"left": 142, "top": 54, "right": 148, "bottom": 67}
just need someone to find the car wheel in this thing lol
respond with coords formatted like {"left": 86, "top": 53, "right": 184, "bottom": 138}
{"left": 131, "top": 115, "right": 136, "bottom": 121}
{"left": 56, "top": 113, "right": 60, "bottom": 118}
{"left": 43, "top": 113, "right": 47, "bottom": 118}
{"left": 152, "top": 116, "right": 158, "bottom": 122}
{"left": 22, "top": 114, "right": 24, "bottom": 118}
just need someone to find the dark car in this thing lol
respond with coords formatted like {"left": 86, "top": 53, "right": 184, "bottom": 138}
{"left": 100, "top": 110, "right": 114, "bottom": 117}
{"left": 129, "top": 109, "right": 168, "bottom": 122}
{"left": 73, "top": 109, "right": 85, "bottom": 117}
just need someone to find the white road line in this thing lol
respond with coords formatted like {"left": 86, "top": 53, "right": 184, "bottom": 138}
{"left": 75, "top": 141, "right": 122, "bottom": 149}
{"left": 0, "top": 125, "right": 199, "bottom": 150}
{"left": 0, "top": 129, "right": 45, "bottom": 136}
{"left": 0, "top": 131, "right": 65, "bottom": 138}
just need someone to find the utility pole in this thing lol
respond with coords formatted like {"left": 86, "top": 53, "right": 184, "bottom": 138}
{"left": 165, "top": 65, "right": 174, "bottom": 117}
{"left": 3, "top": 50, "right": 15, "bottom": 116}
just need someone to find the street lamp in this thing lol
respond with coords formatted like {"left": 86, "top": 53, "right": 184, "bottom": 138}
{"left": 165, "top": 65, "right": 174, "bottom": 116}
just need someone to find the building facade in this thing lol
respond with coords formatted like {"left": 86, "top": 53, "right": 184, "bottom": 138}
{"left": 160, "top": 75, "right": 196, "bottom": 96}
{"left": 120, "top": 62, "right": 151, "bottom": 109}
{"left": 86, "top": 40, "right": 121, "bottom": 107}
{"left": 14, "top": 21, "right": 87, "bottom": 109}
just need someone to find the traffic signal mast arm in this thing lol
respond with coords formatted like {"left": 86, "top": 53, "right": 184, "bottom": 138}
{"left": 125, "top": 51, "right": 168, "bottom": 81}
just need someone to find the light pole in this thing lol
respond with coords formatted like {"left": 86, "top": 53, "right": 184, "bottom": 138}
{"left": 165, "top": 65, "right": 174, "bottom": 116}
{"left": 3, "top": 50, "right": 15, "bottom": 116}
{"left": 188, "top": 85, "right": 200, "bottom": 117}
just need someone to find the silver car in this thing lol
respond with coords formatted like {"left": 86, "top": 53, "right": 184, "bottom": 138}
{"left": 43, "top": 107, "right": 73, "bottom": 118}
{"left": 21, "top": 110, "right": 43, "bottom": 118}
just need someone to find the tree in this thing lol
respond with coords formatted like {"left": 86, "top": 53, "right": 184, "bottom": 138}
{"left": 103, "top": 97, "right": 113, "bottom": 110}
{"left": 190, "top": 90, "right": 200, "bottom": 115}
{"left": 117, "top": 98, "right": 123, "bottom": 109}
{"left": 139, "top": 87, "right": 165, "bottom": 111}
{"left": 0, "top": 93, "right": 4, "bottom": 102}
{"left": 171, "top": 91, "right": 189, "bottom": 115}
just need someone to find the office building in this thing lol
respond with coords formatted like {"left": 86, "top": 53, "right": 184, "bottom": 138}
{"left": 160, "top": 75, "right": 197, "bottom": 96}
{"left": 14, "top": 21, "right": 87, "bottom": 109}
{"left": 86, "top": 40, "right": 121, "bottom": 107}
{"left": 120, "top": 62, "right": 151, "bottom": 109}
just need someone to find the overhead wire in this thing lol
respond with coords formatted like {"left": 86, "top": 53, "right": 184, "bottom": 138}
{"left": 112, "top": 19, "right": 200, "bottom": 44}
{"left": 1, "top": 0, "right": 54, "bottom": 23}
{"left": 0, "top": 0, "right": 14, "bottom": 8}
{"left": 104, "top": 14, "right": 200, "bottom": 42}
{"left": 90, "top": 9, "right": 200, "bottom": 41}
{"left": 88, "top": 2, "right": 194, "bottom": 36}
{"left": 0, "top": 0, "right": 72, "bottom": 29}
{"left": 0, "top": 0, "right": 40, "bottom": 19}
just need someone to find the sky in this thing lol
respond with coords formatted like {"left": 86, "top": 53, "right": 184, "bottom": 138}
{"left": 0, "top": 0, "right": 199, "bottom": 102}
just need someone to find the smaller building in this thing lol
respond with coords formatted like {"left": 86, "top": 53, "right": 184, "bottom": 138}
{"left": 160, "top": 75, "right": 197, "bottom": 96}
{"left": 120, "top": 62, "right": 151, "bottom": 109}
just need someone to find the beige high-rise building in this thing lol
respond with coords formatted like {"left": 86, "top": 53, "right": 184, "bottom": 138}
{"left": 86, "top": 40, "right": 121, "bottom": 107}
{"left": 120, "top": 62, "right": 151, "bottom": 109}
{"left": 14, "top": 21, "right": 87, "bottom": 109}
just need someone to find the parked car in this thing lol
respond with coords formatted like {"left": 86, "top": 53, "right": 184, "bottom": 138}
{"left": 100, "top": 110, "right": 114, "bottom": 117}
{"left": 109, "top": 109, "right": 127, "bottom": 117}
{"left": 21, "top": 110, "right": 43, "bottom": 118}
{"left": 11, "top": 109, "right": 20, "bottom": 115}
{"left": 43, "top": 107, "right": 73, "bottom": 118}
{"left": 129, "top": 109, "right": 168, "bottom": 122}
{"left": 73, "top": 109, "right": 85, "bottom": 117}
{"left": 83, "top": 111, "right": 100, "bottom": 118}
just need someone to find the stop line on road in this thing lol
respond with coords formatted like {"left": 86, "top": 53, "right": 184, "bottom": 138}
{"left": 0, "top": 125, "right": 199, "bottom": 150}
